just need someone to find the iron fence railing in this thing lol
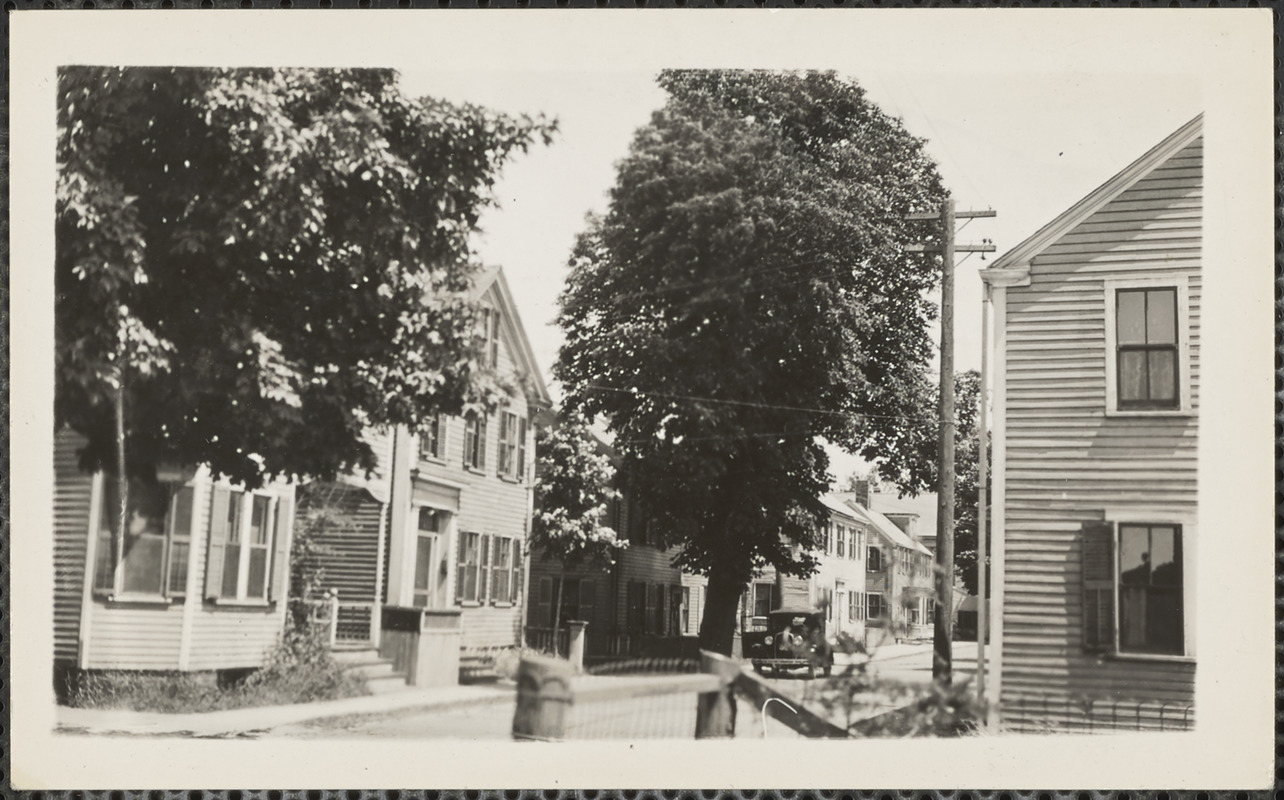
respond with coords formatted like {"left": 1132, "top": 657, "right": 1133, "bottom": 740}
{"left": 1004, "top": 693, "right": 1195, "bottom": 733}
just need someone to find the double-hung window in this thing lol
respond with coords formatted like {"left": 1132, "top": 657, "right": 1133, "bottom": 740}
{"left": 867, "top": 546, "right": 883, "bottom": 572}
{"left": 419, "top": 415, "right": 446, "bottom": 462}
{"left": 458, "top": 531, "right": 522, "bottom": 605}
{"left": 464, "top": 412, "right": 487, "bottom": 471}
{"left": 477, "top": 306, "right": 500, "bottom": 368}
{"left": 456, "top": 531, "right": 482, "bottom": 603}
{"left": 866, "top": 593, "right": 884, "bottom": 620}
{"left": 498, "top": 411, "right": 527, "bottom": 481}
{"left": 93, "top": 476, "right": 194, "bottom": 598}
{"left": 207, "top": 489, "right": 276, "bottom": 602}
{"left": 1081, "top": 520, "right": 1190, "bottom": 657}
{"left": 1105, "top": 277, "right": 1191, "bottom": 414}
{"left": 836, "top": 527, "right": 846, "bottom": 558}
{"left": 490, "top": 537, "right": 513, "bottom": 604}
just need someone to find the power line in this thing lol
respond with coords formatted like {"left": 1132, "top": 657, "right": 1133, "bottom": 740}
{"left": 579, "top": 383, "right": 944, "bottom": 426}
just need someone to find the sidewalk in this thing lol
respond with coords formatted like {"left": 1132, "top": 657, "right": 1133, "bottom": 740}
{"left": 56, "top": 681, "right": 516, "bottom": 738}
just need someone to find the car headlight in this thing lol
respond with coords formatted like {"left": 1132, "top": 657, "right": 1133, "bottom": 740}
{"left": 764, "top": 635, "right": 774, "bottom": 646}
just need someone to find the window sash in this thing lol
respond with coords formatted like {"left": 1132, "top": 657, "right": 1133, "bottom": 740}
{"left": 498, "top": 412, "right": 520, "bottom": 478}
{"left": 464, "top": 414, "right": 488, "bottom": 470}
{"left": 94, "top": 478, "right": 194, "bottom": 598}
{"left": 420, "top": 416, "right": 444, "bottom": 461}
{"left": 457, "top": 531, "right": 481, "bottom": 603}
{"left": 1109, "top": 283, "right": 1186, "bottom": 412}
{"left": 1116, "top": 523, "right": 1184, "bottom": 655}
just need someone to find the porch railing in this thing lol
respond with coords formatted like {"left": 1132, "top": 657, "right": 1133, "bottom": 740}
{"left": 524, "top": 626, "right": 570, "bottom": 657}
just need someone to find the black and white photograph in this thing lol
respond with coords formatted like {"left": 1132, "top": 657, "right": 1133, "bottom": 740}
{"left": 9, "top": 8, "right": 1274, "bottom": 790}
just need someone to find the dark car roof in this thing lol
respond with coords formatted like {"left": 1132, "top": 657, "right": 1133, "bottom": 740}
{"left": 769, "top": 608, "right": 821, "bottom": 617}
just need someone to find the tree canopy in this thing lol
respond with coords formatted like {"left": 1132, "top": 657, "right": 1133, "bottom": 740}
{"left": 56, "top": 67, "right": 555, "bottom": 487}
{"left": 555, "top": 69, "right": 947, "bottom": 652}
{"left": 530, "top": 415, "right": 627, "bottom": 570}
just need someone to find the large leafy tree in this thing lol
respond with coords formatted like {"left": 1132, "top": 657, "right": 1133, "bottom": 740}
{"left": 556, "top": 70, "right": 947, "bottom": 655}
{"left": 57, "top": 66, "right": 555, "bottom": 489}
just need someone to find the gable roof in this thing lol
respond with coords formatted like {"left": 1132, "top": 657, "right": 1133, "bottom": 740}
{"left": 843, "top": 498, "right": 933, "bottom": 556}
{"left": 473, "top": 265, "right": 553, "bottom": 410}
{"left": 986, "top": 113, "right": 1204, "bottom": 273}
{"left": 820, "top": 492, "right": 862, "bottom": 524}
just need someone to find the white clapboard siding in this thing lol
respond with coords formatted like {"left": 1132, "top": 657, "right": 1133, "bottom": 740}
{"left": 999, "top": 136, "right": 1200, "bottom": 733}
{"left": 305, "top": 487, "right": 387, "bottom": 606}
{"left": 455, "top": 412, "right": 534, "bottom": 649}
{"left": 53, "top": 430, "right": 93, "bottom": 664}
{"left": 85, "top": 605, "right": 186, "bottom": 669}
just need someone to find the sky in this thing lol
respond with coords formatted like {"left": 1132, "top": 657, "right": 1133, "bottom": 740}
{"left": 396, "top": 67, "right": 1202, "bottom": 485}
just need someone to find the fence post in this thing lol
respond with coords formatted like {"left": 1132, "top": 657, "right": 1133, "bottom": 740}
{"left": 695, "top": 650, "right": 741, "bottom": 739}
{"left": 512, "top": 654, "right": 574, "bottom": 741}
{"left": 327, "top": 588, "right": 339, "bottom": 647}
{"left": 567, "top": 620, "right": 588, "bottom": 671}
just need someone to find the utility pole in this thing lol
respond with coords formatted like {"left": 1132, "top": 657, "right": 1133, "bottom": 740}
{"left": 906, "top": 200, "right": 995, "bottom": 686}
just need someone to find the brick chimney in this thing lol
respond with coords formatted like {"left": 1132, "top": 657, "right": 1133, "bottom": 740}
{"left": 851, "top": 479, "right": 870, "bottom": 509}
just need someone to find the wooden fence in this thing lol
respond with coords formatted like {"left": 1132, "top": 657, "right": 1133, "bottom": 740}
{"left": 512, "top": 650, "right": 848, "bottom": 740}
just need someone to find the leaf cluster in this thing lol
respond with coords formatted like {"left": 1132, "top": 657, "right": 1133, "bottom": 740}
{"left": 56, "top": 67, "right": 557, "bottom": 487}
{"left": 529, "top": 415, "right": 627, "bottom": 569}
{"left": 556, "top": 69, "right": 946, "bottom": 584}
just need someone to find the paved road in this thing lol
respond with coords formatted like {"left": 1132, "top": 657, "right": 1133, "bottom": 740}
{"left": 268, "top": 640, "right": 981, "bottom": 740}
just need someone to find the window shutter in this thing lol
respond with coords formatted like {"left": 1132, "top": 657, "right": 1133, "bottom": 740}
{"left": 478, "top": 416, "right": 488, "bottom": 470}
{"left": 512, "top": 542, "right": 524, "bottom": 606}
{"left": 455, "top": 543, "right": 465, "bottom": 604}
{"left": 204, "top": 487, "right": 231, "bottom": 599}
{"left": 517, "top": 417, "right": 528, "bottom": 482}
{"left": 268, "top": 495, "right": 290, "bottom": 602}
{"left": 1081, "top": 521, "right": 1117, "bottom": 653}
{"left": 478, "top": 534, "right": 491, "bottom": 602}
{"left": 490, "top": 535, "right": 503, "bottom": 604}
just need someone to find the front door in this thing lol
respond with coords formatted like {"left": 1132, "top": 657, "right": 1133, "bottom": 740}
{"left": 412, "top": 506, "right": 446, "bottom": 608}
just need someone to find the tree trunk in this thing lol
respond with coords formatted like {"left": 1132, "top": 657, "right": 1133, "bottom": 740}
{"left": 113, "top": 363, "right": 128, "bottom": 590}
{"left": 697, "top": 564, "right": 745, "bottom": 656}
{"left": 552, "top": 573, "right": 564, "bottom": 657}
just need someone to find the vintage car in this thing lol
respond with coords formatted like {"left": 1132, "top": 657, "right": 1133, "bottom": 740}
{"left": 743, "top": 609, "right": 834, "bottom": 679}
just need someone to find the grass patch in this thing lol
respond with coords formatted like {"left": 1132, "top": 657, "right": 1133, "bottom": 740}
{"left": 66, "top": 626, "right": 368, "bottom": 713}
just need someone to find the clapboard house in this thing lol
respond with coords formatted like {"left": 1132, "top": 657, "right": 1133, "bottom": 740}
{"left": 53, "top": 430, "right": 297, "bottom": 689}
{"left": 843, "top": 498, "right": 936, "bottom": 645}
{"left": 302, "top": 266, "right": 551, "bottom": 680}
{"left": 981, "top": 115, "right": 1202, "bottom": 732}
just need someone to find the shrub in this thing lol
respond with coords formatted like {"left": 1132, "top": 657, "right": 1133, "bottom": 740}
{"left": 65, "top": 624, "right": 367, "bottom": 713}
{"left": 804, "top": 632, "right": 985, "bottom": 737}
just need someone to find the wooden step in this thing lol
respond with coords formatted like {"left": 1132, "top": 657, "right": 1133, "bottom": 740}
{"left": 330, "top": 646, "right": 409, "bottom": 692}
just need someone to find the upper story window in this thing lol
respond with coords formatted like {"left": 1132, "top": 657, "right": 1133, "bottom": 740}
{"left": 836, "top": 526, "right": 846, "bottom": 558}
{"left": 479, "top": 306, "right": 500, "bottom": 368}
{"left": 93, "top": 476, "right": 193, "bottom": 598}
{"left": 1104, "top": 277, "right": 1191, "bottom": 414}
{"left": 419, "top": 415, "right": 445, "bottom": 462}
{"left": 463, "top": 412, "right": 488, "bottom": 471}
{"left": 498, "top": 410, "right": 528, "bottom": 481}
{"left": 867, "top": 546, "right": 883, "bottom": 572}
{"left": 1116, "top": 288, "right": 1178, "bottom": 408}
